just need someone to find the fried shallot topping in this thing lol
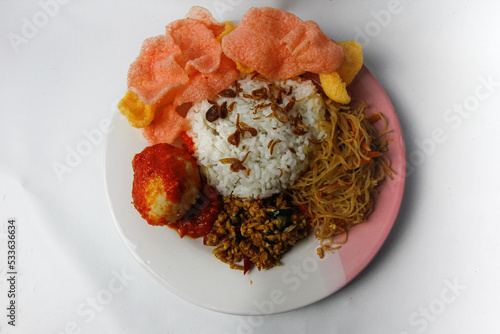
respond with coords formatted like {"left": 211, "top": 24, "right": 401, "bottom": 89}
{"left": 228, "top": 130, "right": 241, "bottom": 147}
{"left": 227, "top": 113, "right": 257, "bottom": 148}
{"left": 268, "top": 139, "right": 282, "bottom": 155}
{"left": 206, "top": 104, "right": 220, "bottom": 122}
{"left": 234, "top": 81, "right": 243, "bottom": 93}
{"left": 289, "top": 113, "right": 309, "bottom": 135}
{"left": 219, "top": 88, "right": 237, "bottom": 98}
{"left": 284, "top": 97, "right": 296, "bottom": 113}
{"left": 239, "top": 121, "right": 258, "bottom": 136}
{"left": 222, "top": 77, "right": 310, "bottom": 151}
{"left": 206, "top": 100, "right": 230, "bottom": 122}
{"left": 228, "top": 101, "right": 237, "bottom": 112}
{"left": 292, "top": 127, "right": 308, "bottom": 136}
{"left": 251, "top": 88, "right": 268, "bottom": 100}
{"left": 271, "top": 103, "right": 289, "bottom": 123}
{"left": 219, "top": 101, "right": 228, "bottom": 119}
{"left": 252, "top": 102, "right": 271, "bottom": 114}
{"left": 220, "top": 151, "right": 251, "bottom": 172}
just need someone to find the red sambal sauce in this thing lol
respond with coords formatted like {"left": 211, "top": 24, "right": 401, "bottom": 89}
{"left": 181, "top": 131, "right": 196, "bottom": 154}
{"left": 132, "top": 143, "right": 200, "bottom": 223}
{"left": 132, "top": 137, "right": 222, "bottom": 238}
{"left": 168, "top": 185, "right": 222, "bottom": 238}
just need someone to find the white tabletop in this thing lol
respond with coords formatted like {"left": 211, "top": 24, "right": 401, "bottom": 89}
{"left": 1, "top": 0, "right": 499, "bottom": 333}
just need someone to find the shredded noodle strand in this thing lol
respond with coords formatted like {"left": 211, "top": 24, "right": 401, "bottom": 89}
{"left": 290, "top": 99, "right": 392, "bottom": 251}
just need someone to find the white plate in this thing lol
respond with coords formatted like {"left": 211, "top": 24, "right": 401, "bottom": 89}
{"left": 104, "top": 66, "right": 406, "bottom": 315}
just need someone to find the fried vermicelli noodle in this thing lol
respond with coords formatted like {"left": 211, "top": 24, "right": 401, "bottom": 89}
{"left": 290, "top": 98, "right": 392, "bottom": 250}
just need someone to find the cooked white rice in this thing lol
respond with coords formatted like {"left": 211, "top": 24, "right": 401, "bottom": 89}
{"left": 186, "top": 74, "right": 325, "bottom": 198}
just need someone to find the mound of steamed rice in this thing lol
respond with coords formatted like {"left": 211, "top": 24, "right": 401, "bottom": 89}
{"left": 186, "top": 74, "right": 325, "bottom": 198}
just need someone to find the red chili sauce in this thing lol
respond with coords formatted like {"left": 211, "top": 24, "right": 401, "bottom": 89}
{"left": 132, "top": 143, "right": 199, "bottom": 226}
{"left": 168, "top": 185, "right": 222, "bottom": 238}
{"left": 181, "top": 131, "right": 196, "bottom": 154}
{"left": 132, "top": 139, "right": 221, "bottom": 237}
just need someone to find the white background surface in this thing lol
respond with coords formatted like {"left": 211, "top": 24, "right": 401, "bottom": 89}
{"left": 1, "top": 0, "right": 499, "bottom": 333}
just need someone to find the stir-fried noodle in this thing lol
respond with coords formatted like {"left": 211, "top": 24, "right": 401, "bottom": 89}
{"left": 291, "top": 98, "right": 393, "bottom": 251}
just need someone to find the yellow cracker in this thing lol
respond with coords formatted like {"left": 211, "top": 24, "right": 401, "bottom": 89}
{"left": 235, "top": 61, "right": 255, "bottom": 74}
{"left": 336, "top": 40, "right": 363, "bottom": 85}
{"left": 319, "top": 72, "right": 351, "bottom": 104}
{"left": 216, "top": 21, "right": 236, "bottom": 42}
{"left": 118, "top": 91, "right": 156, "bottom": 128}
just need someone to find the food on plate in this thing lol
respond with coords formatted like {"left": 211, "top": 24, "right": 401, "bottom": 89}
{"left": 186, "top": 74, "right": 325, "bottom": 199}
{"left": 120, "top": 6, "right": 391, "bottom": 273}
{"left": 335, "top": 40, "right": 363, "bottom": 85}
{"left": 142, "top": 104, "right": 191, "bottom": 145}
{"left": 125, "top": 5, "right": 239, "bottom": 144}
{"left": 216, "top": 20, "right": 236, "bottom": 42}
{"left": 221, "top": 7, "right": 344, "bottom": 80}
{"left": 319, "top": 40, "right": 363, "bottom": 104}
{"left": 131, "top": 143, "right": 201, "bottom": 226}
{"left": 204, "top": 193, "right": 309, "bottom": 273}
{"left": 167, "top": 183, "right": 223, "bottom": 238}
{"left": 290, "top": 100, "right": 391, "bottom": 249}
{"left": 319, "top": 72, "right": 351, "bottom": 104}
{"left": 118, "top": 91, "right": 156, "bottom": 128}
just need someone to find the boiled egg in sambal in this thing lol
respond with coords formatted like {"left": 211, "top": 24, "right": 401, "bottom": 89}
{"left": 131, "top": 143, "right": 201, "bottom": 226}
